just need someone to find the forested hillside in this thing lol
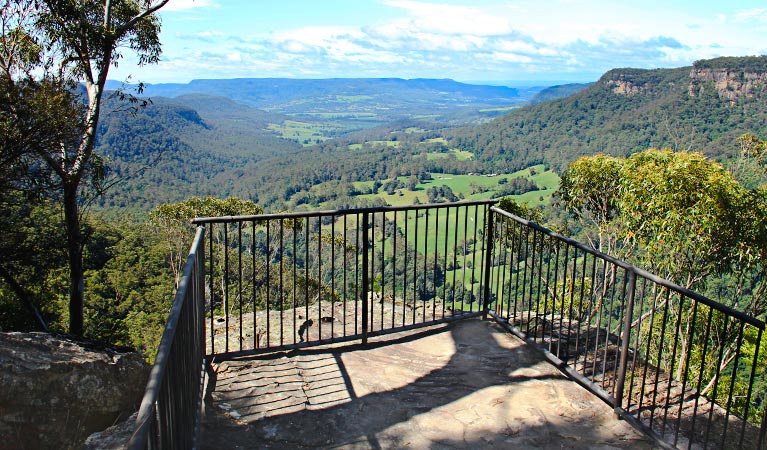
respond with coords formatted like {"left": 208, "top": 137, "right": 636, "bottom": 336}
{"left": 94, "top": 95, "right": 303, "bottom": 210}
{"left": 449, "top": 56, "right": 767, "bottom": 173}
{"left": 94, "top": 56, "right": 767, "bottom": 212}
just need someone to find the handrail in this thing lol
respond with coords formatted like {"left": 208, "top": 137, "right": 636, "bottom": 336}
{"left": 488, "top": 206, "right": 767, "bottom": 449}
{"left": 490, "top": 206, "right": 764, "bottom": 326}
{"left": 127, "top": 226, "right": 206, "bottom": 450}
{"left": 191, "top": 199, "right": 498, "bottom": 224}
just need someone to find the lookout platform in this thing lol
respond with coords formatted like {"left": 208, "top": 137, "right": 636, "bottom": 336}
{"left": 199, "top": 318, "right": 654, "bottom": 449}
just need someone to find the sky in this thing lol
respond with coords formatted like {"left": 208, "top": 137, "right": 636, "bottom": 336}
{"left": 108, "top": 0, "right": 767, "bottom": 85}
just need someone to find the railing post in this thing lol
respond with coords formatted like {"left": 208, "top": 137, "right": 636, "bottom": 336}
{"left": 614, "top": 268, "right": 637, "bottom": 414}
{"left": 361, "top": 212, "right": 370, "bottom": 345}
{"left": 482, "top": 207, "right": 495, "bottom": 320}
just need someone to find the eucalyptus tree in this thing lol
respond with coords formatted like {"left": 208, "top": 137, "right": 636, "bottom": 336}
{"left": 0, "top": 0, "right": 169, "bottom": 336}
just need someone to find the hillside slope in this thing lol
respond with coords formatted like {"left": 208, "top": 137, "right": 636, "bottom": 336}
{"left": 450, "top": 56, "right": 767, "bottom": 173}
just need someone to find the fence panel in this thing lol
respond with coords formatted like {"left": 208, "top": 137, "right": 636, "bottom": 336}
{"left": 128, "top": 226, "right": 206, "bottom": 450}
{"left": 488, "top": 206, "right": 767, "bottom": 450}
{"left": 193, "top": 201, "right": 495, "bottom": 358}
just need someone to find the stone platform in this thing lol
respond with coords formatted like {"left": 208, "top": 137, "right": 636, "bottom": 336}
{"left": 200, "top": 318, "right": 655, "bottom": 449}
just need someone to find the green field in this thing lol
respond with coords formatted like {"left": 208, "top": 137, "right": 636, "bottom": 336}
{"left": 348, "top": 140, "right": 401, "bottom": 150}
{"left": 425, "top": 149, "right": 474, "bottom": 161}
{"left": 349, "top": 164, "right": 559, "bottom": 207}
{"left": 268, "top": 120, "right": 340, "bottom": 145}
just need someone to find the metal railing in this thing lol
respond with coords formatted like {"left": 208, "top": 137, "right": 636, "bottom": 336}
{"left": 127, "top": 227, "right": 207, "bottom": 450}
{"left": 133, "top": 201, "right": 767, "bottom": 449}
{"left": 192, "top": 200, "right": 496, "bottom": 358}
{"left": 487, "top": 206, "right": 767, "bottom": 450}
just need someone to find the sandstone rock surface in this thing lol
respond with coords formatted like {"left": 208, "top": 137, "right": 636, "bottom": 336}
{"left": 0, "top": 332, "right": 150, "bottom": 450}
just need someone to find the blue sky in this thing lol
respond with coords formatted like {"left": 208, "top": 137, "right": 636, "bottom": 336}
{"left": 109, "top": 0, "right": 767, "bottom": 84}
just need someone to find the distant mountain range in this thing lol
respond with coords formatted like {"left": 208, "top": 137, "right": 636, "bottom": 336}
{"left": 106, "top": 78, "right": 542, "bottom": 127}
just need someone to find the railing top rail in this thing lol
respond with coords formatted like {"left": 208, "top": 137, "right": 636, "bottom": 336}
{"left": 127, "top": 226, "right": 205, "bottom": 449}
{"left": 191, "top": 199, "right": 499, "bottom": 224}
{"left": 491, "top": 206, "right": 766, "bottom": 328}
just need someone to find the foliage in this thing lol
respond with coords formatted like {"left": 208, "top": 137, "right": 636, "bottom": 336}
{"left": 0, "top": 0, "right": 169, "bottom": 335}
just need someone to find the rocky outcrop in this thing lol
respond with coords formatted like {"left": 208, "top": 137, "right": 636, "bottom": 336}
{"left": 689, "top": 68, "right": 767, "bottom": 104}
{"left": 607, "top": 78, "right": 646, "bottom": 96}
{"left": 0, "top": 332, "right": 150, "bottom": 450}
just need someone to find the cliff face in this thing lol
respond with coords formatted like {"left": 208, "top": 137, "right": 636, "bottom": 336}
{"left": 688, "top": 67, "right": 767, "bottom": 104}
{"left": 601, "top": 57, "right": 767, "bottom": 104}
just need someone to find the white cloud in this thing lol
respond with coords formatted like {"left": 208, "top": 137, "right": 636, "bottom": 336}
{"left": 162, "top": 0, "right": 216, "bottom": 12}
{"left": 382, "top": 0, "right": 512, "bottom": 36}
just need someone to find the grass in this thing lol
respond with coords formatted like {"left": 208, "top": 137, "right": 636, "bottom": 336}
{"left": 267, "top": 120, "right": 340, "bottom": 145}
{"left": 348, "top": 140, "right": 401, "bottom": 150}
{"left": 348, "top": 164, "right": 559, "bottom": 206}
{"left": 425, "top": 149, "right": 474, "bottom": 161}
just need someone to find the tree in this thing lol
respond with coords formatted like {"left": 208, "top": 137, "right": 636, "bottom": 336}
{"left": 150, "top": 196, "right": 263, "bottom": 286}
{"left": 0, "top": 0, "right": 169, "bottom": 336}
{"left": 556, "top": 154, "right": 624, "bottom": 256}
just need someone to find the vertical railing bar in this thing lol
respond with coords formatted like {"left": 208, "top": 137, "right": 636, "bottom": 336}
{"left": 519, "top": 225, "right": 531, "bottom": 335}
{"left": 509, "top": 220, "right": 520, "bottom": 322}
{"left": 601, "top": 262, "right": 618, "bottom": 391}
{"left": 497, "top": 214, "right": 514, "bottom": 316}
{"left": 482, "top": 206, "right": 494, "bottom": 320}
{"left": 650, "top": 286, "right": 672, "bottom": 429}
{"left": 564, "top": 243, "right": 578, "bottom": 361}
{"left": 471, "top": 205, "right": 480, "bottom": 313}
{"left": 361, "top": 212, "right": 369, "bottom": 345}
{"left": 354, "top": 213, "right": 367, "bottom": 335}
{"left": 615, "top": 268, "right": 636, "bottom": 411}
{"left": 661, "top": 292, "right": 685, "bottom": 438}
{"left": 343, "top": 214, "right": 348, "bottom": 337}
{"left": 637, "top": 280, "right": 657, "bottom": 423}
{"left": 581, "top": 252, "right": 597, "bottom": 379}
{"left": 674, "top": 299, "right": 699, "bottom": 448}
{"left": 627, "top": 276, "right": 649, "bottom": 424}
{"left": 550, "top": 239, "right": 561, "bottom": 354}
{"left": 433, "top": 207, "right": 440, "bottom": 321}
{"left": 370, "top": 211, "right": 375, "bottom": 331}
{"left": 224, "top": 222, "right": 230, "bottom": 353}
{"left": 747, "top": 327, "right": 764, "bottom": 449}
{"left": 238, "top": 222, "right": 243, "bottom": 352}
{"left": 573, "top": 249, "right": 588, "bottom": 370}
{"left": 422, "top": 208, "right": 429, "bottom": 323}
{"left": 403, "top": 210, "right": 409, "bottom": 327}
{"left": 305, "top": 217, "right": 310, "bottom": 342}
{"left": 442, "top": 207, "right": 449, "bottom": 320}
{"left": 534, "top": 229, "right": 546, "bottom": 341}
{"left": 208, "top": 223, "right": 214, "bottom": 355}
{"left": 557, "top": 242, "right": 570, "bottom": 361}
{"left": 381, "top": 212, "right": 386, "bottom": 331}
{"left": 451, "top": 207, "right": 459, "bottom": 317}
{"left": 461, "top": 205, "right": 469, "bottom": 310}
{"left": 317, "top": 215, "right": 323, "bottom": 341}
{"left": 591, "top": 257, "right": 608, "bottom": 383}
{"left": 497, "top": 214, "right": 509, "bottom": 317}
{"left": 414, "top": 209, "right": 420, "bottom": 323}
{"left": 506, "top": 218, "right": 519, "bottom": 320}
{"left": 543, "top": 234, "right": 554, "bottom": 352}
{"left": 688, "top": 306, "right": 715, "bottom": 450}
{"left": 252, "top": 221, "right": 258, "bottom": 349}
{"left": 612, "top": 266, "right": 629, "bottom": 399}
{"left": 265, "top": 221, "right": 270, "bottom": 348}
{"left": 721, "top": 321, "right": 745, "bottom": 450}
{"left": 279, "top": 219, "right": 285, "bottom": 347}
{"left": 292, "top": 221, "right": 297, "bottom": 346}
{"left": 331, "top": 215, "right": 336, "bottom": 338}
{"left": 393, "top": 210, "right": 398, "bottom": 329}
{"left": 703, "top": 312, "right": 729, "bottom": 449}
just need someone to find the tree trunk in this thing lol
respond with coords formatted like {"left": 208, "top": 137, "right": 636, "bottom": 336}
{"left": 0, "top": 265, "right": 48, "bottom": 332}
{"left": 63, "top": 181, "right": 84, "bottom": 336}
